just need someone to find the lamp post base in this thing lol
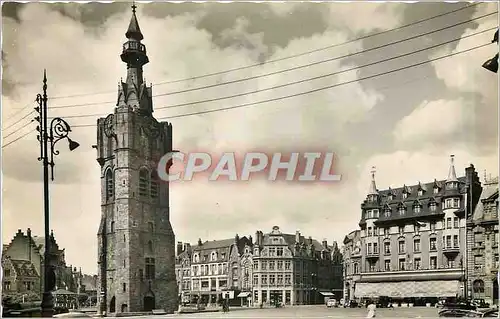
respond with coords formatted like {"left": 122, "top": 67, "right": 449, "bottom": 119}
{"left": 41, "top": 291, "right": 54, "bottom": 317}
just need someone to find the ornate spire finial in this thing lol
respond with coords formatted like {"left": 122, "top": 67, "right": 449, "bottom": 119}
{"left": 132, "top": 1, "right": 137, "bottom": 13}
{"left": 446, "top": 154, "right": 458, "bottom": 182}
{"left": 368, "top": 166, "right": 378, "bottom": 196}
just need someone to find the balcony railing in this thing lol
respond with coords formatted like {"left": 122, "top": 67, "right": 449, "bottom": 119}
{"left": 122, "top": 41, "right": 146, "bottom": 54}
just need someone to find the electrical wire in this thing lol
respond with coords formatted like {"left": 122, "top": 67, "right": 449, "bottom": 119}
{"left": 48, "top": 2, "right": 480, "bottom": 100}
{"left": 2, "top": 41, "right": 490, "bottom": 148}
{"left": 48, "top": 11, "right": 496, "bottom": 110}
{"left": 47, "top": 27, "right": 497, "bottom": 120}
{"left": 2, "top": 110, "right": 35, "bottom": 131}
{"left": 64, "top": 41, "right": 493, "bottom": 127}
{"left": 2, "top": 127, "right": 35, "bottom": 149}
{"left": 2, "top": 99, "right": 35, "bottom": 124}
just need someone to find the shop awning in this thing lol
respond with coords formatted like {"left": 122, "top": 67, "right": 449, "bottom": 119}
{"left": 319, "top": 292, "right": 335, "bottom": 296}
{"left": 237, "top": 292, "right": 251, "bottom": 298}
{"left": 355, "top": 280, "right": 460, "bottom": 298}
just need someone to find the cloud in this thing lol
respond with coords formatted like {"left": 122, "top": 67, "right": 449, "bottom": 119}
{"left": 393, "top": 98, "right": 475, "bottom": 148}
{"left": 1, "top": 3, "right": 496, "bottom": 274}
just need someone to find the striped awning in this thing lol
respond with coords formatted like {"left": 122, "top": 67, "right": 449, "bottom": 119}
{"left": 355, "top": 280, "right": 460, "bottom": 298}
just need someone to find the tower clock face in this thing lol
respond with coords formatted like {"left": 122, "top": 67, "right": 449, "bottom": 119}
{"left": 104, "top": 114, "right": 115, "bottom": 137}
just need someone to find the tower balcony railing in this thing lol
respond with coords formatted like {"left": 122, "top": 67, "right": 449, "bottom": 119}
{"left": 123, "top": 41, "right": 146, "bottom": 54}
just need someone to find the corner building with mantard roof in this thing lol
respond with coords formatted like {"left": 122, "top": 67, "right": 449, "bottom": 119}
{"left": 95, "top": 5, "right": 177, "bottom": 314}
{"left": 343, "top": 156, "right": 483, "bottom": 305}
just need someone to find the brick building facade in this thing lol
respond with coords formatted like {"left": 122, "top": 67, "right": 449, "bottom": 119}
{"left": 342, "top": 156, "right": 483, "bottom": 305}
{"left": 95, "top": 5, "right": 177, "bottom": 314}
{"left": 468, "top": 176, "right": 499, "bottom": 305}
{"left": 2, "top": 228, "right": 78, "bottom": 301}
{"left": 175, "top": 226, "right": 343, "bottom": 307}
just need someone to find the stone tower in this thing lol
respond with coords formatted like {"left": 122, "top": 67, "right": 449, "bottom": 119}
{"left": 95, "top": 5, "right": 178, "bottom": 314}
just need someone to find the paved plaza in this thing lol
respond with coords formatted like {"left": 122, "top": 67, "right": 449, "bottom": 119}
{"left": 136, "top": 305, "right": 441, "bottom": 318}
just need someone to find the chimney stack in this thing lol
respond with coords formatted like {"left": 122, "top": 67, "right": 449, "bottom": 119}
{"left": 177, "top": 241, "right": 183, "bottom": 256}
{"left": 295, "top": 230, "right": 300, "bottom": 243}
{"left": 322, "top": 238, "right": 328, "bottom": 249}
{"left": 198, "top": 238, "right": 203, "bottom": 246}
{"left": 27, "top": 228, "right": 32, "bottom": 261}
{"left": 249, "top": 235, "right": 253, "bottom": 245}
{"left": 235, "top": 234, "right": 240, "bottom": 244}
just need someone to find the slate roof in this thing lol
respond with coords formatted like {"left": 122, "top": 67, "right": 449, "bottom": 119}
{"left": 10, "top": 259, "right": 39, "bottom": 277}
{"left": 125, "top": 5, "right": 144, "bottom": 41}
{"left": 361, "top": 177, "right": 467, "bottom": 225}
{"left": 194, "top": 239, "right": 235, "bottom": 251}
{"left": 472, "top": 180, "right": 499, "bottom": 221}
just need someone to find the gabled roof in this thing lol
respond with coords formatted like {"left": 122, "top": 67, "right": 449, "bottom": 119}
{"left": 472, "top": 183, "right": 499, "bottom": 221}
{"left": 9, "top": 259, "right": 39, "bottom": 277}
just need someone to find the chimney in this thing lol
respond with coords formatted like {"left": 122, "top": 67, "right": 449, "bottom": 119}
{"left": 259, "top": 231, "right": 264, "bottom": 246}
{"left": 295, "top": 230, "right": 300, "bottom": 243}
{"left": 322, "top": 238, "right": 328, "bottom": 249}
{"left": 177, "top": 242, "right": 183, "bottom": 256}
{"left": 27, "top": 228, "right": 32, "bottom": 261}
{"left": 249, "top": 235, "right": 253, "bottom": 245}
{"left": 308, "top": 236, "right": 313, "bottom": 245}
{"left": 235, "top": 234, "right": 240, "bottom": 243}
{"left": 198, "top": 238, "right": 203, "bottom": 246}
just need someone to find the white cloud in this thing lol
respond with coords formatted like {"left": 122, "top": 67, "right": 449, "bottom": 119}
{"left": 393, "top": 98, "right": 475, "bottom": 147}
{"left": 358, "top": 149, "right": 498, "bottom": 196}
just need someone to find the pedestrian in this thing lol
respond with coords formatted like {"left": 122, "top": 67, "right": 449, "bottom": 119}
{"left": 366, "top": 300, "right": 376, "bottom": 318}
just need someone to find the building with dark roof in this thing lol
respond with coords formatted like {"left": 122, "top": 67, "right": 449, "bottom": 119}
{"left": 468, "top": 175, "right": 499, "bottom": 306}
{"left": 252, "top": 226, "right": 342, "bottom": 306}
{"left": 1, "top": 228, "right": 79, "bottom": 301}
{"left": 176, "top": 235, "right": 253, "bottom": 306}
{"left": 174, "top": 226, "right": 343, "bottom": 307}
{"left": 342, "top": 156, "right": 483, "bottom": 305}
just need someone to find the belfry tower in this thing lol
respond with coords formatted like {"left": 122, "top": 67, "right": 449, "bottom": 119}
{"left": 96, "top": 5, "right": 178, "bottom": 314}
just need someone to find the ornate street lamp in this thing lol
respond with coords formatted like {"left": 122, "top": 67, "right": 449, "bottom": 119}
{"left": 34, "top": 70, "right": 79, "bottom": 317}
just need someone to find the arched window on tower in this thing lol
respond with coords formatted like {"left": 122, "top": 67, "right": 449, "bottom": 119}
{"left": 150, "top": 171, "right": 158, "bottom": 198}
{"left": 147, "top": 240, "right": 153, "bottom": 254}
{"left": 110, "top": 221, "right": 115, "bottom": 233}
{"left": 106, "top": 169, "right": 114, "bottom": 200}
{"left": 139, "top": 168, "right": 149, "bottom": 197}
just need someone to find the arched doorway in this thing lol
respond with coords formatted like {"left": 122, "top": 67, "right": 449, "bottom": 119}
{"left": 493, "top": 279, "right": 498, "bottom": 305}
{"left": 473, "top": 279, "right": 485, "bottom": 299}
{"left": 121, "top": 304, "right": 128, "bottom": 313}
{"left": 109, "top": 296, "right": 116, "bottom": 313}
{"left": 144, "top": 291, "right": 155, "bottom": 311}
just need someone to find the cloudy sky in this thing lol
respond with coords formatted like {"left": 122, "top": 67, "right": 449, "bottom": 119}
{"left": 2, "top": 2, "right": 498, "bottom": 274}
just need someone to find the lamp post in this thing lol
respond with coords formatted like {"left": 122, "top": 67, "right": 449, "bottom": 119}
{"left": 35, "top": 70, "right": 80, "bottom": 317}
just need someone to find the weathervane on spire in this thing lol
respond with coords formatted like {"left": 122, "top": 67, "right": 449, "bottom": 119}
{"left": 450, "top": 154, "right": 455, "bottom": 164}
{"left": 371, "top": 166, "right": 376, "bottom": 180}
{"left": 132, "top": 1, "right": 137, "bottom": 13}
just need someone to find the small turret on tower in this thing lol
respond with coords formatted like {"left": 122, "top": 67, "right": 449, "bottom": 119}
{"left": 367, "top": 166, "right": 379, "bottom": 202}
{"left": 446, "top": 155, "right": 458, "bottom": 183}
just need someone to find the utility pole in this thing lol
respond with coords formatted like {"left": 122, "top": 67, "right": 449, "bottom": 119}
{"left": 34, "top": 70, "right": 80, "bottom": 317}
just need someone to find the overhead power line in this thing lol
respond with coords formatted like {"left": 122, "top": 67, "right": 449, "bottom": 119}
{"left": 2, "top": 127, "right": 35, "bottom": 149}
{"left": 48, "top": 26, "right": 497, "bottom": 120}
{"left": 48, "top": 11, "right": 496, "bottom": 111}
{"left": 3, "top": 42, "right": 492, "bottom": 148}
{"left": 64, "top": 42, "right": 491, "bottom": 126}
{"left": 48, "top": 2, "right": 481, "bottom": 101}
{"left": 2, "top": 100, "right": 35, "bottom": 124}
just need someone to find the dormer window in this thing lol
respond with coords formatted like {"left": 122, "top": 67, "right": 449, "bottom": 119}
{"left": 388, "top": 194, "right": 393, "bottom": 201}
{"left": 211, "top": 252, "right": 217, "bottom": 261}
{"left": 384, "top": 209, "right": 391, "bottom": 217}
{"left": 430, "top": 202, "right": 437, "bottom": 211}
{"left": 402, "top": 193, "right": 408, "bottom": 199}
{"left": 368, "top": 194, "right": 377, "bottom": 202}
{"left": 398, "top": 206, "right": 406, "bottom": 215}
{"left": 414, "top": 205, "right": 421, "bottom": 213}
{"left": 417, "top": 190, "right": 423, "bottom": 196}
{"left": 446, "top": 182, "right": 458, "bottom": 190}
{"left": 433, "top": 187, "right": 439, "bottom": 194}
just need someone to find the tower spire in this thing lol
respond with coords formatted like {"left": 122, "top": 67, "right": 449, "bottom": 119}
{"left": 368, "top": 166, "right": 378, "bottom": 195}
{"left": 126, "top": 2, "right": 144, "bottom": 41}
{"left": 446, "top": 155, "right": 458, "bottom": 182}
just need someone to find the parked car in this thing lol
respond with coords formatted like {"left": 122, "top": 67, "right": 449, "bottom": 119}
{"left": 326, "top": 299, "right": 338, "bottom": 308}
{"left": 376, "top": 296, "right": 391, "bottom": 308}
{"left": 472, "top": 299, "right": 490, "bottom": 308}
{"left": 439, "top": 308, "right": 498, "bottom": 317}
{"left": 346, "top": 300, "right": 359, "bottom": 308}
